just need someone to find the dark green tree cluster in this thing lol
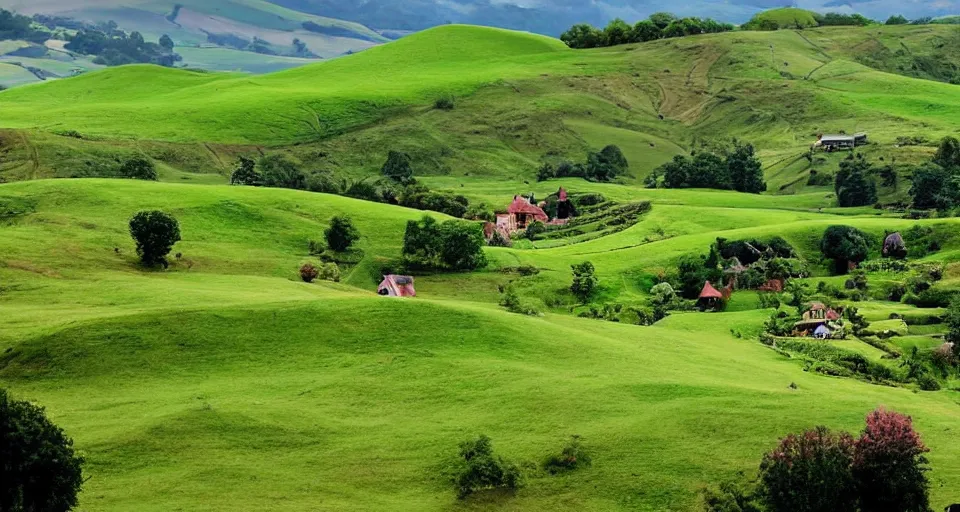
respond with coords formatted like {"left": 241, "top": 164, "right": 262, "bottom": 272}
{"left": 537, "top": 145, "right": 629, "bottom": 183}
{"left": 0, "top": 8, "right": 50, "bottom": 43}
{"left": 885, "top": 14, "right": 909, "bottom": 25}
{"left": 835, "top": 153, "right": 878, "bottom": 207}
{"left": 652, "top": 141, "right": 766, "bottom": 193}
{"left": 402, "top": 216, "right": 486, "bottom": 271}
{"left": 120, "top": 155, "right": 158, "bottom": 181}
{"left": 560, "top": 12, "right": 733, "bottom": 49}
{"left": 909, "top": 136, "right": 960, "bottom": 210}
{"left": 821, "top": 225, "right": 870, "bottom": 274}
{"left": 570, "top": 261, "right": 598, "bottom": 302}
{"left": 453, "top": 435, "right": 522, "bottom": 499}
{"left": 381, "top": 150, "right": 414, "bottom": 184}
{"left": 1, "top": 389, "right": 85, "bottom": 512}
{"left": 66, "top": 28, "right": 181, "bottom": 67}
{"left": 230, "top": 156, "right": 261, "bottom": 186}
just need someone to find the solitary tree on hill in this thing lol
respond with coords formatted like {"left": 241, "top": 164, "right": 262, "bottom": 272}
{"left": 727, "top": 141, "right": 767, "bottom": 193}
{"left": 381, "top": 151, "right": 414, "bottom": 184}
{"left": 325, "top": 215, "right": 360, "bottom": 252}
{"left": 835, "top": 154, "right": 877, "bottom": 207}
{"left": 571, "top": 261, "right": 598, "bottom": 302}
{"left": 120, "top": 155, "right": 157, "bottom": 181}
{"left": 820, "top": 225, "right": 869, "bottom": 274}
{"left": 129, "top": 210, "right": 181, "bottom": 267}
{"left": 159, "top": 34, "right": 174, "bottom": 50}
{"left": 1, "top": 388, "right": 85, "bottom": 512}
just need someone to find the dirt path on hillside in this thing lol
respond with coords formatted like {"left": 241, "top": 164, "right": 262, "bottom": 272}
{"left": 657, "top": 46, "right": 725, "bottom": 124}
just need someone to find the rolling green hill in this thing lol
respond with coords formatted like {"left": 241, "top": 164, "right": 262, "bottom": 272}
{"left": 2, "top": 22, "right": 960, "bottom": 511}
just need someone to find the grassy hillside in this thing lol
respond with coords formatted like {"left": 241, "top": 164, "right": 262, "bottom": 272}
{"left": 2, "top": 179, "right": 960, "bottom": 511}
{"left": 744, "top": 7, "right": 820, "bottom": 29}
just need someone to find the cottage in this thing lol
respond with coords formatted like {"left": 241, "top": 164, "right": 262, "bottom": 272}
{"left": 378, "top": 275, "right": 416, "bottom": 297}
{"left": 495, "top": 195, "right": 548, "bottom": 234}
{"left": 883, "top": 232, "right": 907, "bottom": 259}
{"left": 697, "top": 281, "right": 724, "bottom": 311}
{"left": 793, "top": 302, "right": 841, "bottom": 335}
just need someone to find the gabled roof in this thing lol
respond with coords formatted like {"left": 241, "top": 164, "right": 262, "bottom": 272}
{"left": 507, "top": 196, "right": 548, "bottom": 220}
{"left": 699, "top": 281, "right": 723, "bottom": 299}
{"left": 380, "top": 274, "right": 416, "bottom": 297}
{"left": 821, "top": 134, "right": 855, "bottom": 143}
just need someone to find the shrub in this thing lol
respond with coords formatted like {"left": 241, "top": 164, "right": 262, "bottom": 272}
{"left": 758, "top": 426, "right": 857, "bottom": 512}
{"left": 434, "top": 95, "right": 455, "bottom": 110}
{"left": 319, "top": 262, "right": 340, "bottom": 282}
{"left": 574, "top": 193, "right": 606, "bottom": 207}
{"left": 488, "top": 230, "right": 511, "bottom": 247}
{"left": 258, "top": 154, "right": 306, "bottom": 190}
{"left": 463, "top": 203, "right": 494, "bottom": 222}
{"left": 525, "top": 221, "right": 546, "bottom": 241}
{"left": 299, "top": 262, "right": 319, "bottom": 283}
{"left": 543, "top": 435, "right": 591, "bottom": 474}
{"left": 702, "top": 479, "right": 763, "bottom": 512}
{"left": 230, "top": 156, "right": 260, "bottom": 186}
{"left": 853, "top": 409, "right": 931, "bottom": 512}
{"left": 586, "top": 144, "right": 629, "bottom": 181}
{"left": 325, "top": 215, "right": 360, "bottom": 252}
{"left": 916, "top": 373, "right": 941, "bottom": 391}
{"left": 438, "top": 221, "right": 487, "bottom": 270}
{"left": 0, "top": 389, "right": 85, "bottom": 512}
{"left": 129, "top": 210, "right": 181, "bottom": 267}
{"left": 120, "top": 155, "right": 158, "bottom": 180}
{"left": 499, "top": 287, "right": 543, "bottom": 316}
{"left": 835, "top": 153, "right": 877, "bottom": 207}
{"left": 454, "top": 435, "right": 522, "bottom": 499}
{"left": 571, "top": 261, "right": 598, "bottom": 302}
{"left": 946, "top": 297, "right": 960, "bottom": 345}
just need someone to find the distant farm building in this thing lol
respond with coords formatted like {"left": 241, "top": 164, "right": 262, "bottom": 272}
{"left": 378, "top": 275, "right": 416, "bottom": 297}
{"left": 697, "top": 281, "right": 731, "bottom": 311}
{"left": 491, "top": 188, "right": 574, "bottom": 238}
{"left": 814, "top": 133, "right": 867, "bottom": 151}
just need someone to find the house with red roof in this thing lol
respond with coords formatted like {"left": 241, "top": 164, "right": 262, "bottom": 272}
{"left": 495, "top": 195, "right": 548, "bottom": 234}
{"left": 697, "top": 281, "right": 724, "bottom": 311}
{"left": 378, "top": 275, "right": 416, "bottom": 297}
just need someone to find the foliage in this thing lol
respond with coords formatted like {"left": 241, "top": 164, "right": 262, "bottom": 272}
{"left": 67, "top": 27, "right": 180, "bottom": 67}
{"left": 586, "top": 145, "right": 629, "bottom": 182}
{"left": 0, "top": 389, "right": 85, "bottom": 512}
{"left": 820, "top": 225, "right": 870, "bottom": 273}
{"left": 299, "top": 262, "right": 320, "bottom": 283}
{"left": 434, "top": 95, "right": 455, "bottom": 110}
{"left": 381, "top": 150, "right": 414, "bottom": 184}
{"left": 560, "top": 12, "right": 732, "bottom": 49}
{"left": 120, "top": 155, "right": 157, "bottom": 181}
{"left": 318, "top": 262, "right": 341, "bottom": 283}
{"left": 453, "top": 435, "right": 522, "bottom": 499}
{"left": 654, "top": 142, "right": 766, "bottom": 193}
{"left": 909, "top": 162, "right": 959, "bottom": 210}
{"left": 676, "top": 253, "right": 722, "bottom": 299}
{"left": 571, "top": 261, "right": 598, "bottom": 303}
{"left": 258, "top": 155, "right": 306, "bottom": 190}
{"left": 230, "top": 156, "right": 261, "bottom": 186}
{"left": 400, "top": 185, "right": 470, "bottom": 218}
{"left": 702, "top": 478, "right": 763, "bottom": 512}
{"left": 758, "top": 426, "right": 858, "bottom": 512}
{"left": 402, "top": 216, "right": 486, "bottom": 271}
{"left": 325, "top": 216, "right": 360, "bottom": 252}
{"left": 854, "top": 409, "right": 930, "bottom": 512}
{"left": 543, "top": 435, "right": 591, "bottom": 474}
{"left": 488, "top": 230, "right": 511, "bottom": 247}
{"left": 946, "top": 297, "right": 960, "bottom": 345}
{"left": 0, "top": 8, "right": 50, "bottom": 43}
{"left": 764, "top": 310, "right": 795, "bottom": 336}
{"left": 525, "top": 221, "right": 546, "bottom": 241}
{"left": 129, "top": 210, "right": 181, "bottom": 267}
{"left": 834, "top": 154, "right": 877, "bottom": 207}
{"left": 933, "top": 135, "right": 960, "bottom": 170}
{"left": 463, "top": 203, "right": 494, "bottom": 222}
{"left": 499, "top": 286, "right": 542, "bottom": 316}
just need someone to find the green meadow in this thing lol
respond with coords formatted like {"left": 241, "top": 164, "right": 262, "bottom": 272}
{"left": 2, "top": 21, "right": 960, "bottom": 511}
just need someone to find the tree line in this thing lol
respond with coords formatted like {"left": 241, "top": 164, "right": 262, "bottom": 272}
{"left": 646, "top": 140, "right": 767, "bottom": 193}
{"left": 560, "top": 12, "right": 734, "bottom": 49}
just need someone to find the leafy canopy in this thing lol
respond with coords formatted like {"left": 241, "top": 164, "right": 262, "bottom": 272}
{"left": 129, "top": 210, "right": 181, "bottom": 266}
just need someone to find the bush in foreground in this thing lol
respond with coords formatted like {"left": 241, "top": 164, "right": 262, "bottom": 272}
{"left": 129, "top": 210, "right": 181, "bottom": 267}
{"left": 854, "top": 409, "right": 930, "bottom": 512}
{"left": 454, "top": 435, "right": 522, "bottom": 499}
{"left": 1, "top": 388, "right": 85, "bottom": 512}
{"left": 299, "top": 262, "right": 320, "bottom": 283}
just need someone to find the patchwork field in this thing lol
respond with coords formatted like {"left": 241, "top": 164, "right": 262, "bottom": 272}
{"left": 1, "top": 22, "right": 960, "bottom": 511}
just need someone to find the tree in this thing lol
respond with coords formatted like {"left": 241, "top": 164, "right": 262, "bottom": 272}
{"left": 835, "top": 154, "right": 877, "bottom": 207}
{"left": 463, "top": 203, "right": 494, "bottom": 222}
{"left": 727, "top": 141, "right": 767, "bottom": 193}
{"left": 632, "top": 20, "right": 661, "bottom": 42}
{"left": 325, "top": 215, "right": 360, "bottom": 252}
{"left": 299, "top": 262, "right": 319, "bottom": 283}
{"left": 660, "top": 155, "right": 691, "bottom": 188}
{"left": 381, "top": 150, "right": 414, "bottom": 183}
{"left": 758, "top": 426, "right": 857, "bottom": 512}
{"left": 885, "top": 14, "right": 909, "bottom": 25}
{"left": 230, "top": 156, "right": 261, "bottom": 186}
{"left": 649, "top": 12, "right": 678, "bottom": 30}
{"left": 120, "top": 155, "right": 157, "bottom": 180}
{"left": 129, "top": 210, "right": 181, "bottom": 267}
{"left": 159, "top": 34, "right": 174, "bottom": 50}
{"left": 820, "top": 225, "right": 869, "bottom": 274}
{"left": 933, "top": 136, "right": 960, "bottom": 170}
{"left": 688, "top": 151, "right": 730, "bottom": 189}
{"left": 403, "top": 216, "right": 443, "bottom": 267}
{"left": 586, "top": 145, "right": 628, "bottom": 182}
{"left": 525, "top": 220, "right": 546, "bottom": 240}
{"left": 560, "top": 23, "right": 602, "bottom": 48}
{"left": 258, "top": 154, "right": 306, "bottom": 190}
{"left": 438, "top": 221, "right": 487, "bottom": 271}
{"left": 0, "top": 389, "right": 84, "bottom": 512}
{"left": 945, "top": 297, "right": 960, "bottom": 348}
{"left": 853, "top": 409, "right": 930, "bottom": 512}
{"left": 602, "top": 18, "right": 633, "bottom": 46}
{"left": 909, "top": 163, "right": 955, "bottom": 210}
{"left": 571, "top": 261, "right": 598, "bottom": 302}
